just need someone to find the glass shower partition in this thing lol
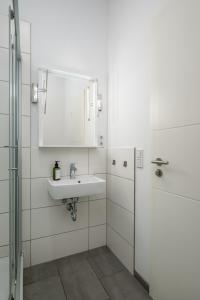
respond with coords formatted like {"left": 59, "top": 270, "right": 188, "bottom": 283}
{"left": 9, "top": 0, "right": 23, "bottom": 299}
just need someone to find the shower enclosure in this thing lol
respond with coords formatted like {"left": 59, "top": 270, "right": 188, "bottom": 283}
{"left": 0, "top": 0, "right": 23, "bottom": 299}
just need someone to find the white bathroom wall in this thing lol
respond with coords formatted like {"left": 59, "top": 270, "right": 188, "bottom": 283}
{"left": 107, "top": 0, "right": 169, "bottom": 282}
{"left": 26, "top": 0, "right": 107, "bottom": 266}
{"left": 27, "top": 0, "right": 107, "bottom": 265}
{"left": 0, "top": 0, "right": 108, "bottom": 266}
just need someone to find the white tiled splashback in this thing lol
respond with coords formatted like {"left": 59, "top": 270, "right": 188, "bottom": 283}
{"left": 29, "top": 147, "right": 107, "bottom": 265}
{"left": 107, "top": 147, "right": 135, "bottom": 274}
{"left": 0, "top": 14, "right": 107, "bottom": 267}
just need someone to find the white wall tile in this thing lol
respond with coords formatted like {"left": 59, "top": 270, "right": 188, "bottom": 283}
{"left": 22, "top": 53, "right": 30, "bottom": 85}
{"left": 89, "top": 173, "right": 106, "bottom": 200}
{"left": 89, "top": 224, "right": 106, "bottom": 249}
{"left": 31, "top": 147, "right": 88, "bottom": 178}
{"left": 20, "top": 21, "right": 30, "bottom": 54}
{"left": 0, "top": 180, "right": 9, "bottom": 213}
{"left": 0, "top": 114, "right": 8, "bottom": 147}
{"left": 107, "top": 174, "right": 134, "bottom": 212}
{"left": 0, "top": 115, "right": 8, "bottom": 148}
{"left": 0, "top": 148, "right": 8, "bottom": 180}
{"left": 0, "top": 15, "right": 8, "bottom": 48}
{"left": 0, "top": 48, "right": 8, "bottom": 81}
{"left": 89, "top": 148, "right": 107, "bottom": 174}
{"left": 31, "top": 178, "right": 62, "bottom": 208}
{"left": 107, "top": 200, "right": 134, "bottom": 245}
{"left": 89, "top": 199, "right": 106, "bottom": 226}
{"left": 30, "top": 103, "right": 38, "bottom": 147}
{"left": 0, "top": 82, "right": 30, "bottom": 116}
{"left": 107, "top": 225, "right": 134, "bottom": 274}
{"left": 22, "top": 84, "right": 30, "bottom": 116}
{"left": 31, "top": 229, "right": 88, "bottom": 265}
{"left": 22, "top": 210, "right": 30, "bottom": 241}
{"left": 31, "top": 202, "right": 88, "bottom": 239}
{"left": 22, "top": 148, "right": 30, "bottom": 178}
{"left": 107, "top": 148, "right": 134, "bottom": 179}
{"left": 0, "top": 245, "right": 9, "bottom": 258}
{"left": 23, "top": 241, "right": 30, "bottom": 268}
{"left": 22, "top": 116, "right": 30, "bottom": 147}
{"left": 0, "top": 203, "right": 30, "bottom": 246}
{"left": 0, "top": 231, "right": 30, "bottom": 268}
{"left": 0, "top": 81, "right": 9, "bottom": 114}
{"left": 0, "top": 213, "right": 8, "bottom": 246}
{"left": 22, "top": 179, "right": 30, "bottom": 210}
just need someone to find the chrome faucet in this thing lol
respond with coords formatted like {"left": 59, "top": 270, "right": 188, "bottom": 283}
{"left": 70, "top": 163, "right": 77, "bottom": 179}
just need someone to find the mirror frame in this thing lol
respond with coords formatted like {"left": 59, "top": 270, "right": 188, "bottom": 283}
{"left": 38, "top": 68, "right": 101, "bottom": 148}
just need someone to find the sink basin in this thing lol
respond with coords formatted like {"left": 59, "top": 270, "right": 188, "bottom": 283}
{"left": 48, "top": 175, "right": 106, "bottom": 200}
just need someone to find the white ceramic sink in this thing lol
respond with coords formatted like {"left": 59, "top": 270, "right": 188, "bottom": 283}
{"left": 48, "top": 175, "right": 106, "bottom": 200}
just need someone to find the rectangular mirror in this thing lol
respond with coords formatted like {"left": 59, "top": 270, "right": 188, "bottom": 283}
{"left": 38, "top": 69, "right": 100, "bottom": 147}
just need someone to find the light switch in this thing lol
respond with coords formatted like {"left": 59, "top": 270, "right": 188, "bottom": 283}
{"left": 136, "top": 149, "right": 144, "bottom": 168}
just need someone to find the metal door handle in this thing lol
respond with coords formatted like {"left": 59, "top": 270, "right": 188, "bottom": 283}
{"left": 151, "top": 158, "right": 169, "bottom": 166}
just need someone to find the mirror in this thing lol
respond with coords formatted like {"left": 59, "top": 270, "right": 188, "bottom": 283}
{"left": 38, "top": 69, "right": 101, "bottom": 147}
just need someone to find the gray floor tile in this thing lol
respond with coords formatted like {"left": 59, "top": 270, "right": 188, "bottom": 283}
{"left": 24, "top": 261, "right": 58, "bottom": 285}
{"left": 57, "top": 253, "right": 109, "bottom": 300}
{"left": 88, "top": 246, "right": 125, "bottom": 279}
{"left": 101, "top": 271, "right": 152, "bottom": 300}
{"left": 23, "top": 276, "right": 66, "bottom": 300}
{"left": 56, "top": 250, "right": 89, "bottom": 269}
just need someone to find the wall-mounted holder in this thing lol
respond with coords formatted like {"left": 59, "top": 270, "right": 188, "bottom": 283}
{"left": 97, "top": 94, "right": 103, "bottom": 112}
{"left": 99, "top": 135, "right": 104, "bottom": 146}
{"left": 123, "top": 161, "right": 128, "bottom": 167}
{"left": 112, "top": 160, "right": 116, "bottom": 165}
{"left": 31, "top": 83, "right": 47, "bottom": 103}
{"left": 32, "top": 69, "right": 48, "bottom": 103}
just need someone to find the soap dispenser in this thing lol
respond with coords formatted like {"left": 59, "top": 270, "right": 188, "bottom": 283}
{"left": 53, "top": 161, "right": 61, "bottom": 181}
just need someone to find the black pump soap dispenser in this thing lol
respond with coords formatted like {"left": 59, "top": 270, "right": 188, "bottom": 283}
{"left": 53, "top": 161, "right": 61, "bottom": 181}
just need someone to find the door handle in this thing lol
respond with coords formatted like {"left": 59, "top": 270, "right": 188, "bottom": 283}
{"left": 151, "top": 158, "right": 169, "bottom": 166}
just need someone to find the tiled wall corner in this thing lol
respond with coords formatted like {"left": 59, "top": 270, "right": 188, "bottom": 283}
{"left": 106, "top": 147, "right": 135, "bottom": 274}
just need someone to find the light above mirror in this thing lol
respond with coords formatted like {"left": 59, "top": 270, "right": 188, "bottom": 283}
{"left": 37, "top": 68, "right": 103, "bottom": 148}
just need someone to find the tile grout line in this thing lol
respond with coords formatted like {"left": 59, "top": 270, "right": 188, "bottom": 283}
{"left": 107, "top": 172, "right": 134, "bottom": 181}
{"left": 85, "top": 254, "right": 110, "bottom": 299}
{"left": 55, "top": 263, "right": 68, "bottom": 299}
{"left": 107, "top": 223, "right": 134, "bottom": 248}
{"left": 30, "top": 226, "right": 90, "bottom": 241}
{"left": 107, "top": 197, "right": 134, "bottom": 215}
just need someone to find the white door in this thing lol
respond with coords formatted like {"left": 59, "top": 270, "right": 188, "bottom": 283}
{"left": 150, "top": 1, "right": 200, "bottom": 299}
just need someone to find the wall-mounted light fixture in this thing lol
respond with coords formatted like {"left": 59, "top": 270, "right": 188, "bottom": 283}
{"left": 31, "top": 69, "right": 48, "bottom": 104}
{"left": 31, "top": 83, "right": 47, "bottom": 103}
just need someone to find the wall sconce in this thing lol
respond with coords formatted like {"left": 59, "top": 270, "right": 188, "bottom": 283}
{"left": 32, "top": 69, "right": 48, "bottom": 104}
{"left": 31, "top": 83, "right": 47, "bottom": 103}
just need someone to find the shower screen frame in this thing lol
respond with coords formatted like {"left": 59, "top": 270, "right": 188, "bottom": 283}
{"left": 9, "top": 0, "right": 22, "bottom": 299}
